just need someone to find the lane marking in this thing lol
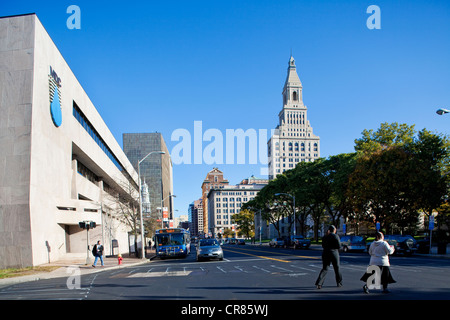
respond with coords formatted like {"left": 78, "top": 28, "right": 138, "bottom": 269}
{"left": 224, "top": 248, "right": 291, "bottom": 263}
{"left": 224, "top": 246, "right": 321, "bottom": 260}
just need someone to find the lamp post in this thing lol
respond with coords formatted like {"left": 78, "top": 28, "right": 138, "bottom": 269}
{"left": 138, "top": 151, "right": 165, "bottom": 259}
{"left": 275, "top": 193, "right": 296, "bottom": 237}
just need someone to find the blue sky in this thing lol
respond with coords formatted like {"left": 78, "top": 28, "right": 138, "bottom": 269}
{"left": 2, "top": 0, "right": 450, "bottom": 218}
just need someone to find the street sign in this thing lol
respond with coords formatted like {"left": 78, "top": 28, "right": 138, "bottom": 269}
{"left": 429, "top": 215, "right": 435, "bottom": 230}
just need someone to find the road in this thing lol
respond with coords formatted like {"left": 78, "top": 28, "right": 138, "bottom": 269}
{"left": 1, "top": 244, "right": 450, "bottom": 302}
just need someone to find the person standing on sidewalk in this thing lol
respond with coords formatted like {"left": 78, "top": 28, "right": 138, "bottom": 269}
{"left": 361, "top": 231, "right": 396, "bottom": 293}
{"left": 92, "top": 240, "right": 104, "bottom": 267}
{"left": 315, "top": 225, "right": 343, "bottom": 289}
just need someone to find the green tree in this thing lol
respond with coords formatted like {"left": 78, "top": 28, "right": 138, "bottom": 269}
{"left": 354, "top": 122, "right": 415, "bottom": 153}
{"left": 232, "top": 209, "right": 255, "bottom": 239}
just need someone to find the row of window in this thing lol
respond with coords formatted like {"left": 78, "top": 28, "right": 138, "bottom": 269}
{"left": 73, "top": 101, "right": 137, "bottom": 190}
{"left": 213, "top": 191, "right": 255, "bottom": 196}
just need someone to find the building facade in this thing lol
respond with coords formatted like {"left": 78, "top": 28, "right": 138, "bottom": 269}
{"left": 188, "top": 198, "right": 203, "bottom": 237}
{"left": 0, "top": 14, "right": 139, "bottom": 268}
{"left": 207, "top": 179, "right": 268, "bottom": 238}
{"left": 201, "top": 168, "right": 229, "bottom": 235}
{"left": 123, "top": 133, "right": 174, "bottom": 228}
{"left": 268, "top": 56, "right": 320, "bottom": 179}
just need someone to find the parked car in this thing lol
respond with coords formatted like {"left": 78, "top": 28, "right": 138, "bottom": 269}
{"left": 196, "top": 238, "right": 224, "bottom": 261}
{"left": 340, "top": 235, "right": 366, "bottom": 252}
{"left": 269, "top": 238, "right": 285, "bottom": 248}
{"left": 367, "top": 235, "right": 417, "bottom": 256}
{"left": 416, "top": 237, "right": 431, "bottom": 254}
{"left": 237, "top": 239, "right": 246, "bottom": 245}
{"left": 291, "top": 235, "right": 311, "bottom": 249}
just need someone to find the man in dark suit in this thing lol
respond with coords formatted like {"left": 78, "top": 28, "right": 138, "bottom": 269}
{"left": 315, "top": 225, "right": 343, "bottom": 289}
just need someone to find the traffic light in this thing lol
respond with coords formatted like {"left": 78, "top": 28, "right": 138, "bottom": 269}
{"left": 79, "top": 221, "right": 96, "bottom": 230}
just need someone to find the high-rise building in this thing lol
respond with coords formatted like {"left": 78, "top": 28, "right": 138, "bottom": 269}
{"left": 201, "top": 168, "right": 229, "bottom": 235}
{"left": 268, "top": 56, "right": 320, "bottom": 179}
{"left": 123, "top": 133, "right": 174, "bottom": 226}
{"left": 188, "top": 199, "right": 203, "bottom": 237}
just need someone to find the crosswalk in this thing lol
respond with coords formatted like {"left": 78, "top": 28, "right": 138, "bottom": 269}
{"left": 119, "top": 259, "right": 447, "bottom": 279}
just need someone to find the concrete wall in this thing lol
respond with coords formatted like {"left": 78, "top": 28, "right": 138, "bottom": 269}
{"left": 0, "top": 14, "right": 35, "bottom": 269}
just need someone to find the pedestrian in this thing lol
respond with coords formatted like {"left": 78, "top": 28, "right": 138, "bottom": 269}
{"left": 360, "top": 231, "right": 396, "bottom": 294}
{"left": 92, "top": 240, "right": 104, "bottom": 267}
{"left": 315, "top": 225, "right": 343, "bottom": 289}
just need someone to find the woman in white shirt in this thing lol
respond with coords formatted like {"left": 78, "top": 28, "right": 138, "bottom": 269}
{"left": 361, "top": 232, "right": 396, "bottom": 293}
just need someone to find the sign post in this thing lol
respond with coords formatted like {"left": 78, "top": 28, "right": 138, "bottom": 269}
{"left": 429, "top": 215, "right": 435, "bottom": 254}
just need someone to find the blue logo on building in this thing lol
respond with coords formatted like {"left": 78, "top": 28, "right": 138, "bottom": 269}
{"left": 49, "top": 66, "right": 62, "bottom": 127}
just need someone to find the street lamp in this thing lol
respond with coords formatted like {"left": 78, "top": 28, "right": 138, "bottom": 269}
{"left": 436, "top": 108, "right": 450, "bottom": 115}
{"left": 275, "top": 193, "right": 296, "bottom": 237}
{"left": 138, "top": 150, "right": 165, "bottom": 259}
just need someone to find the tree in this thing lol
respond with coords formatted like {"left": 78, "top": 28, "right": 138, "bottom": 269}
{"left": 354, "top": 122, "right": 416, "bottom": 153}
{"left": 232, "top": 209, "right": 255, "bottom": 240}
{"left": 349, "top": 123, "right": 450, "bottom": 234}
{"left": 103, "top": 177, "right": 141, "bottom": 256}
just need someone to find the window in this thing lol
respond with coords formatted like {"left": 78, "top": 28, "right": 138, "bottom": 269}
{"left": 293, "top": 91, "right": 297, "bottom": 101}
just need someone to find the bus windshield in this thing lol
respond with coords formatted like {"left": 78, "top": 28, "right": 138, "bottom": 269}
{"left": 156, "top": 233, "right": 184, "bottom": 246}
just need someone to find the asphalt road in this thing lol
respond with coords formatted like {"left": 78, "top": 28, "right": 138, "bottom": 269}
{"left": 1, "top": 244, "right": 450, "bottom": 302}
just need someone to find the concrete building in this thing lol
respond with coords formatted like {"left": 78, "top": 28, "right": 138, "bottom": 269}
{"left": 0, "top": 14, "right": 139, "bottom": 268}
{"left": 201, "top": 168, "right": 229, "bottom": 235}
{"left": 123, "top": 133, "right": 174, "bottom": 227}
{"left": 207, "top": 178, "right": 268, "bottom": 238}
{"left": 268, "top": 56, "right": 320, "bottom": 180}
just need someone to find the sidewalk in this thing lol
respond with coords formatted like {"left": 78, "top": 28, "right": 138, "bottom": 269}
{"left": 0, "top": 250, "right": 157, "bottom": 287}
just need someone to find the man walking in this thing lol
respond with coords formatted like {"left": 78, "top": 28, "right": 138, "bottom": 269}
{"left": 92, "top": 240, "right": 104, "bottom": 267}
{"left": 315, "top": 225, "right": 343, "bottom": 289}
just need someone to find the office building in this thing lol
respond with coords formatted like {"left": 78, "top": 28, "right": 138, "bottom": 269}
{"left": 207, "top": 178, "right": 268, "bottom": 238}
{"left": 0, "top": 14, "right": 138, "bottom": 268}
{"left": 201, "top": 168, "right": 229, "bottom": 235}
{"left": 268, "top": 56, "right": 320, "bottom": 179}
{"left": 188, "top": 198, "right": 203, "bottom": 237}
{"left": 123, "top": 133, "right": 174, "bottom": 227}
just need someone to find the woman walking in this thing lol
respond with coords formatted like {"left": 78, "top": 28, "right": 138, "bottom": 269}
{"left": 361, "top": 232, "right": 396, "bottom": 293}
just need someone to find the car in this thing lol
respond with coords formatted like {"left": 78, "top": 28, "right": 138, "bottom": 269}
{"left": 196, "top": 238, "right": 224, "bottom": 261}
{"left": 291, "top": 235, "right": 311, "bottom": 249}
{"left": 366, "top": 235, "right": 417, "bottom": 256}
{"left": 237, "top": 239, "right": 246, "bottom": 245}
{"left": 385, "top": 235, "right": 417, "bottom": 256}
{"left": 340, "top": 235, "right": 366, "bottom": 252}
{"left": 269, "top": 238, "right": 285, "bottom": 248}
{"left": 416, "top": 237, "right": 431, "bottom": 253}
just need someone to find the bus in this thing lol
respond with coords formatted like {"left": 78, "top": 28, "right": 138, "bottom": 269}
{"left": 154, "top": 228, "right": 191, "bottom": 259}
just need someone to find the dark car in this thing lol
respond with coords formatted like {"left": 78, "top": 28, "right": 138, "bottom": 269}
{"left": 416, "top": 237, "right": 431, "bottom": 254}
{"left": 237, "top": 239, "right": 246, "bottom": 245}
{"left": 340, "top": 235, "right": 366, "bottom": 252}
{"left": 386, "top": 235, "right": 417, "bottom": 256}
{"left": 367, "top": 235, "right": 417, "bottom": 256}
{"left": 291, "top": 235, "right": 311, "bottom": 249}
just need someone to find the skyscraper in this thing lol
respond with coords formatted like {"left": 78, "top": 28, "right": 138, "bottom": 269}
{"left": 123, "top": 133, "right": 174, "bottom": 225}
{"left": 268, "top": 56, "right": 320, "bottom": 179}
